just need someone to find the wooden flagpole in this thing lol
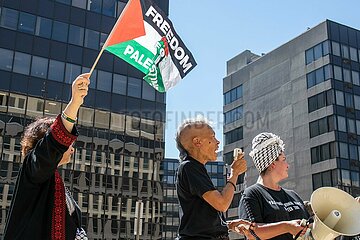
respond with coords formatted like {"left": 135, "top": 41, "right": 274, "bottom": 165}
{"left": 88, "top": 0, "right": 133, "bottom": 77}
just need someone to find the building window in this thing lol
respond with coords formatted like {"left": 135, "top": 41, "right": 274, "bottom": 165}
{"left": 332, "top": 41, "right": 340, "bottom": 56}
{"left": 309, "top": 115, "right": 334, "bottom": 138}
{"left": 97, "top": 70, "right": 112, "bottom": 92}
{"left": 224, "top": 85, "right": 242, "bottom": 105}
{"left": 308, "top": 90, "right": 333, "bottom": 113}
{"left": 224, "top": 106, "right": 243, "bottom": 124}
{"left": 84, "top": 29, "right": 100, "bottom": 50}
{"left": 65, "top": 63, "right": 81, "bottom": 84}
{"left": 335, "top": 90, "right": 344, "bottom": 106}
{"left": 312, "top": 169, "right": 338, "bottom": 190}
{"left": 48, "top": 59, "right": 65, "bottom": 82}
{"left": 0, "top": 48, "right": 14, "bottom": 71}
{"left": 35, "top": 16, "right": 52, "bottom": 39}
{"left": 102, "top": 0, "right": 116, "bottom": 17}
{"left": 68, "top": 25, "right": 84, "bottom": 46}
{"left": 310, "top": 142, "right": 335, "bottom": 164}
{"left": 224, "top": 127, "right": 243, "bottom": 144}
{"left": 0, "top": 8, "right": 18, "bottom": 30}
{"left": 307, "top": 65, "right": 332, "bottom": 88}
{"left": 13, "top": 52, "right": 31, "bottom": 75}
{"left": 31, "top": 56, "right": 48, "bottom": 79}
{"left": 18, "top": 12, "right": 36, "bottom": 34}
{"left": 305, "top": 40, "right": 330, "bottom": 65}
{"left": 128, "top": 77, "right": 142, "bottom": 98}
{"left": 113, "top": 74, "right": 127, "bottom": 95}
{"left": 52, "top": 21, "right": 68, "bottom": 43}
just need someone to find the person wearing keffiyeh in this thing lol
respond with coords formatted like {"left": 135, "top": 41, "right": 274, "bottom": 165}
{"left": 237, "top": 132, "right": 311, "bottom": 240}
{"left": 4, "top": 73, "right": 90, "bottom": 240}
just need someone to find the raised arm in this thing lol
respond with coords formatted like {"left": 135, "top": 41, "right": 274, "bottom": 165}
{"left": 202, "top": 152, "right": 247, "bottom": 212}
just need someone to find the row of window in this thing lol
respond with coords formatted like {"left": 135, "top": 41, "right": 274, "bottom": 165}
{"left": 0, "top": 48, "right": 165, "bottom": 102}
{"left": 311, "top": 142, "right": 336, "bottom": 164}
{"left": 307, "top": 64, "right": 360, "bottom": 89}
{"left": 0, "top": 93, "right": 165, "bottom": 139}
{"left": 309, "top": 115, "right": 334, "bottom": 138}
{"left": 308, "top": 88, "right": 360, "bottom": 113}
{"left": 0, "top": 7, "right": 111, "bottom": 50}
{"left": 312, "top": 169, "right": 360, "bottom": 190}
{"left": 224, "top": 127, "right": 243, "bottom": 145}
{"left": 305, "top": 40, "right": 330, "bottom": 65}
{"left": 306, "top": 65, "right": 332, "bottom": 88}
{"left": 224, "top": 105, "right": 243, "bottom": 124}
{"left": 306, "top": 40, "right": 360, "bottom": 65}
{"left": 308, "top": 90, "right": 333, "bottom": 113}
{"left": 311, "top": 141, "right": 360, "bottom": 164}
{"left": 54, "top": 0, "right": 126, "bottom": 18}
{"left": 224, "top": 85, "right": 243, "bottom": 105}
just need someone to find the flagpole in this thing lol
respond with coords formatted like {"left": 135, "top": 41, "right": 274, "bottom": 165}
{"left": 88, "top": 0, "right": 134, "bottom": 77}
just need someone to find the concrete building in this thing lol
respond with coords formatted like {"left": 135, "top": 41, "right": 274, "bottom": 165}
{"left": 223, "top": 20, "right": 360, "bottom": 226}
{"left": 0, "top": 0, "right": 168, "bottom": 239}
{"left": 161, "top": 157, "right": 226, "bottom": 239}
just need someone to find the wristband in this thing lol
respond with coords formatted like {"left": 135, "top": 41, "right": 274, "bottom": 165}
{"left": 61, "top": 112, "right": 77, "bottom": 123}
{"left": 227, "top": 181, "right": 236, "bottom": 191}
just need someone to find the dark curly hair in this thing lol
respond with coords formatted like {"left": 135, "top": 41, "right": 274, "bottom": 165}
{"left": 21, "top": 117, "right": 55, "bottom": 156}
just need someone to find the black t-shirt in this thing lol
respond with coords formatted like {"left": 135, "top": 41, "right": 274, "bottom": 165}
{"left": 176, "top": 157, "right": 228, "bottom": 239}
{"left": 238, "top": 183, "right": 310, "bottom": 240}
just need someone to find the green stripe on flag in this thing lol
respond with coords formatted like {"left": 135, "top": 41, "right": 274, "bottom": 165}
{"left": 106, "top": 39, "right": 166, "bottom": 92}
{"left": 105, "top": 40, "right": 154, "bottom": 75}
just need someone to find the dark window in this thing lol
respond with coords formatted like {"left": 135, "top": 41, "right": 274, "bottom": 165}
{"left": 52, "top": 21, "right": 68, "bottom": 42}
{"left": 142, "top": 82, "right": 155, "bottom": 101}
{"left": 13, "top": 52, "right": 31, "bottom": 75}
{"left": 128, "top": 77, "right": 141, "bottom": 98}
{"left": 343, "top": 68, "right": 351, "bottom": 83}
{"left": 35, "top": 16, "right": 52, "bottom": 38}
{"left": 322, "top": 41, "right": 330, "bottom": 56}
{"left": 350, "top": 47, "right": 358, "bottom": 62}
{"left": 65, "top": 63, "right": 81, "bottom": 84}
{"left": 305, "top": 48, "right": 314, "bottom": 65}
{"left": 31, "top": 56, "right": 48, "bottom": 79}
{"left": 0, "top": 8, "right": 18, "bottom": 30}
{"left": 89, "top": 0, "right": 102, "bottom": 13}
{"left": 97, "top": 70, "right": 112, "bottom": 92}
{"left": 68, "top": 25, "right": 84, "bottom": 46}
{"left": 18, "top": 12, "right": 36, "bottom": 34}
{"left": 113, "top": 74, "right": 127, "bottom": 95}
{"left": 312, "top": 173, "right": 322, "bottom": 190}
{"left": 48, "top": 59, "right": 65, "bottom": 82}
{"left": 332, "top": 41, "right": 340, "bottom": 56}
{"left": 84, "top": 29, "right": 99, "bottom": 50}
{"left": 225, "top": 127, "right": 243, "bottom": 144}
{"left": 341, "top": 44, "right": 349, "bottom": 59}
{"left": 307, "top": 72, "right": 316, "bottom": 88}
{"left": 352, "top": 71, "right": 359, "bottom": 85}
{"left": 102, "top": 0, "right": 116, "bottom": 17}
{"left": 324, "top": 65, "right": 332, "bottom": 80}
{"left": 72, "top": 0, "right": 87, "bottom": 9}
{"left": 0, "top": 48, "right": 14, "bottom": 71}
{"left": 315, "top": 68, "right": 324, "bottom": 84}
{"left": 333, "top": 65, "right": 342, "bottom": 81}
{"left": 314, "top": 44, "right": 322, "bottom": 60}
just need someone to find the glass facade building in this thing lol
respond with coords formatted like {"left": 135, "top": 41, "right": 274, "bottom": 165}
{"left": 223, "top": 21, "right": 360, "bottom": 239}
{"left": 0, "top": 0, "right": 169, "bottom": 239}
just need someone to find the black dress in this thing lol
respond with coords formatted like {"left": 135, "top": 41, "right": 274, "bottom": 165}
{"left": 4, "top": 115, "right": 80, "bottom": 240}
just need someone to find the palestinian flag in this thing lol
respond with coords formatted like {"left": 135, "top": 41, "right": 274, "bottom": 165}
{"left": 103, "top": 0, "right": 197, "bottom": 92}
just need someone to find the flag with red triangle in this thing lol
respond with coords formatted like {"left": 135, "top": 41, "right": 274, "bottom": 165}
{"left": 103, "top": 0, "right": 197, "bottom": 92}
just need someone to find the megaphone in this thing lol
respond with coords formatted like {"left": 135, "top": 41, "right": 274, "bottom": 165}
{"left": 310, "top": 187, "right": 360, "bottom": 240}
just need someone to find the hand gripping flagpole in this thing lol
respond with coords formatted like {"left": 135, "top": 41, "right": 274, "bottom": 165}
{"left": 88, "top": 0, "right": 134, "bottom": 77}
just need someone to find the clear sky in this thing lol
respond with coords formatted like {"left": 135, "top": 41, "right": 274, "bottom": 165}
{"left": 164, "top": 0, "right": 360, "bottom": 158}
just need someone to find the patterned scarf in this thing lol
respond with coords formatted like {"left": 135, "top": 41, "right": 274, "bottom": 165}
{"left": 51, "top": 170, "right": 66, "bottom": 240}
{"left": 249, "top": 132, "right": 285, "bottom": 173}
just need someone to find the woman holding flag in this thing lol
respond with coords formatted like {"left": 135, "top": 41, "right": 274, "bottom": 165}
{"left": 4, "top": 74, "right": 90, "bottom": 240}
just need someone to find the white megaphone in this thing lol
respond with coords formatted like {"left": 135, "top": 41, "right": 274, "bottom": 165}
{"left": 310, "top": 187, "right": 360, "bottom": 240}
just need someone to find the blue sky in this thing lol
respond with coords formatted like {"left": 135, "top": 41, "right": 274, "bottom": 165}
{"left": 164, "top": 0, "right": 360, "bottom": 158}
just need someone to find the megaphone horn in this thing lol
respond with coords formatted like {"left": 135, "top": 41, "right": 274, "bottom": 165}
{"left": 310, "top": 187, "right": 360, "bottom": 240}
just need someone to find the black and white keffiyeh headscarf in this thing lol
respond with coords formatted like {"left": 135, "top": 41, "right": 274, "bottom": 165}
{"left": 249, "top": 132, "right": 285, "bottom": 173}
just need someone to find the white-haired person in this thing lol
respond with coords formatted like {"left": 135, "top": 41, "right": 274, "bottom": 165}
{"left": 237, "top": 132, "right": 311, "bottom": 240}
{"left": 175, "top": 116, "right": 252, "bottom": 239}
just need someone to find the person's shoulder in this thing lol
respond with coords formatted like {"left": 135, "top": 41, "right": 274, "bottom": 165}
{"left": 243, "top": 183, "right": 263, "bottom": 195}
{"left": 281, "top": 187, "right": 302, "bottom": 199}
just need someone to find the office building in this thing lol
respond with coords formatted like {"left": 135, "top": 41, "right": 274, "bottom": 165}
{"left": 223, "top": 20, "right": 360, "bottom": 228}
{"left": 0, "top": 0, "right": 168, "bottom": 239}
